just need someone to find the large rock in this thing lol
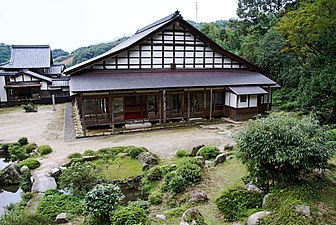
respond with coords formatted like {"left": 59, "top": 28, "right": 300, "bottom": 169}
{"left": 155, "top": 214, "right": 166, "bottom": 221}
{"left": 191, "top": 145, "right": 204, "bottom": 156}
{"left": 295, "top": 205, "right": 311, "bottom": 216}
{"left": 189, "top": 191, "right": 209, "bottom": 203}
{"left": 82, "top": 155, "right": 98, "bottom": 162}
{"left": 20, "top": 165, "right": 30, "bottom": 174}
{"left": 0, "top": 162, "right": 22, "bottom": 184}
{"left": 247, "top": 211, "right": 271, "bottom": 225}
{"left": 181, "top": 208, "right": 204, "bottom": 224}
{"left": 55, "top": 213, "right": 68, "bottom": 224}
{"left": 246, "top": 182, "right": 263, "bottom": 193}
{"left": 213, "top": 153, "right": 226, "bottom": 167}
{"left": 31, "top": 173, "right": 57, "bottom": 193}
{"left": 138, "top": 152, "right": 159, "bottom": 170}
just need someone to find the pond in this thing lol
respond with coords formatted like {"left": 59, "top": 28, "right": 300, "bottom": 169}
{"left": 0, "top": 185, "right": 22, "bottom": 216}
{"left": 0, "top": 156, "right": 22, "bottom": 216}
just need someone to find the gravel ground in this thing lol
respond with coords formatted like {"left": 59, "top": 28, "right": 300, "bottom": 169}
{"left": 0, "top": 104, "right": 241, "bottom": 175}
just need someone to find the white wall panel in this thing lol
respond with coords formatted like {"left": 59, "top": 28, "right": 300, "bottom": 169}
{"left": 0, "top": 76, "right": 7, "bottom": 102}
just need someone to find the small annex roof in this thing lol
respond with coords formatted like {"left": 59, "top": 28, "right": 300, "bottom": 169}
{"left": 0, "top": 45, "right": 51, "bottom": 69}
{"left": 23, "top": 70, "right": 52, "bottom": 82}
{"left": 43, "top": 64, "right": 65, "bottom": 75}
{"left": 229, "top": 86, "right": 268, "bottom": 95}
{"left": 70, "top": 70, "right": 276, "bottom": 93}
{"left": 65, "top": 11, "right": 265, "bottom": 75}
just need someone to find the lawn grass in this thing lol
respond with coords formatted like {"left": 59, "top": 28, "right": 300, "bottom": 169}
{"left": 94, "top": 157, "right": 142, "bottom": 180}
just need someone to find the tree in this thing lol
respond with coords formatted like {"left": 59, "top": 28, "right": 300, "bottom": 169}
{"left": 236, "top": 113, "right": 334, "bottom": 192}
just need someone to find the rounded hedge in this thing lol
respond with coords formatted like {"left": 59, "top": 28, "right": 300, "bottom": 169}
{"left": 175, "top": 150, "right": 190, "bottom": 158}
{"left": 127, "top": 146, "right": 148, "bottom": 159}
{"left": 22, "top": 143, "right": 38, "bottom": 154}
{"left": 68, "top": 152, "right": 82, "bottom": 159}
{"left": 176, "top": 161, "right": 202, "bottom": 183}
{"left": 19, "top": 158, "right": 40, "bottom": 170}
{"left": 18, "top": 137, "right": 28, "bottom": 146}
{"left": 147, "top": 165, "right": 162, "bottom": 181}
{"left": 38, "top": 145, "right": 52, "bottom": 156}
{"left": 196, "top": 145, "right": 220, "bottom": 160}
{"left": 148, "top": 190, "right": 163, "bottom": 205}
{"left": 110, "top": 206, "right": 150, "bottom": 225}
{"left": 83, "top": 150, "right": 96, "bottom": 156}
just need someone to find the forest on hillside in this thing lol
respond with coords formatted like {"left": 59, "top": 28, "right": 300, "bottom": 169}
{"left": 198, "top": 0, "right": 335, "bottom": 123}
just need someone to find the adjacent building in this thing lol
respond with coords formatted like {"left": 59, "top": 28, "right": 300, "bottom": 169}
{"left": 64, "top": 11, "right": 278, "bottom": 133}
{"left": 0, "top": 45, "right": 70, "bottom": 105}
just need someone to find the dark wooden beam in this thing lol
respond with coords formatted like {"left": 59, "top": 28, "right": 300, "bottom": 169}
{"left": 163, "top": 90, "right": 166, "bottom": 124}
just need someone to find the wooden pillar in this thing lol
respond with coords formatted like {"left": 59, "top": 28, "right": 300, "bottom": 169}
{"left": 181, "top": 91, "right": 185, "bottom": 119}
{"left": 210, "top": 89, "right": 213, "bottom": 120}
{"left": 163, "top": 90, "right": 167, "bottom": 124}
{"left": 267, "top": 86, "right": 271, "bottom": 111}
{"left": 111, "top": 97, "right": 115, "bottom": 133}
{"left": 203, "top": 89, "right": 206, "bottom": 119}
{"left": 187, "top": 89, "right": 190, "bottom": 120}
{"left": 80, "top": 93, "right": 87, "bottom": 136}
{"left": 158, "top": 92, "right": 162, "bottom": 123}
{"left": 108, "top": 92, "right": 112, "bottom": 128}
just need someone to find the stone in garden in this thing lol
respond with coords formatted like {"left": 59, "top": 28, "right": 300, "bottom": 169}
{"left": 191, "top": 145, "right": 204, "bottom": 156}
{"left": 189, "top": 191, "right": 209, "bottom": 203}
{"left": 181, "top": 208, "right": 204, "bottom": 223}
{"left": 247, "top": 211, "right": 271, "bottom": 225}
{"left": 180, "top": 221, "right": 189, "bottom": 225}
{"left": 224, "top": 144, "right": 234, "bottom": 151}
{"left": 83, "top": 155, "right": 98, "bottom": 161}
{"left": 49, "top": 168, "right": 62, "bottom": 177}
{"left": 31, "top": 173, "right": 57, "bottom": 193}
{"left": 1, "top": 162, "right": 22, "bottom": 184}
{"left": 20, "top": 165, "right": 30, "bottom": 174}
{"left": 138, "top": 152, "right": 159, "bottom": 170}
{"left": 194, "top": 156, "right": 205, "bottom": 167}
{"left": 55, "top": 213, "right": 68, "bottom": 223}
{"left": 262, "top": 193, "right": 271, "bottom": 208}
{"left": 295, "top": 205, "right": 311, "bottom": 216}
{"left": 213, "top": 153, "right": 226, "bottom": 167}
{"left": 246, "top": 182, "right": 263, "bottom": 193}
{"left": 156, "top": 214, "right": 166, "bottom": 221}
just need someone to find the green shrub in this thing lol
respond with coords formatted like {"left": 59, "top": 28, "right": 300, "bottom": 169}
{"left": 176, "top": 161, "right": 202, "bottom": 184}
{"left": 68, "top": 152, "right": 82, "bottom": 159}
{"left": 9, "top": 145, "right": 28, "bottom": 161}
{"left": 176, "top": 157, "right": 203, "bottom": 168}
{"left": 22, "top": 143, "right": 37, "bottom": 154}
{"left": 70, "top": 157, "right": 83, "bottom": 165}
{"left": 83, "top": 149, "right": 96, "bottom": 156}
{"left": 196, "top": 145, "right": 220, "bottom": 160}
{"left": 18, "top": 137, "right": 28, "bottom": 146}
{"left": 175, "top": 150, "right": 190, "bottom": 158}
{"left": 19, "top": 158, "right": 40, "bottom": 170}
{"left": 0, "top": 209, "right": 49, "bottom": 225}
{"left": 97, "top": 146, "right": 126, "bottom": 159}
{"left": 1, "top": 143, "right": 9, "bottom": 154}
{"left": 22, "top": 103, "right": 37, "bottom": 112}
{"left": 59, "top": 162, "right": 100, "bottom": 197}
{"left": 215, "top": 187, "right": 262, "bottom": 221}
{"left": 110, "top": 206, "right": 150, "bottom": 225}
{"left": 160, "top": 164, "right": 177, "bottom": 176}
{"left": 161, "top": 171, "right": 178, "bottom": 192}
{"left": 21, "top": 192, "right": 34, "bottom": 203}
{"left": 148, "top": 190, "right": 163, "bottom": 205}
{"left": 38, "top": 145, "right": 52, "bottom": 155}
{"left": 167, "top": 175, "right": 187, "bottom": 193}
{"left": 20, "top": 171, "right": 32, "bottom": 192}
{"left": 147, "top": 165, "right": 162, "bottom": 181}
{"left": 128, "top": 146, "right": 148, "bottom": 159}
{"left": 37, "top": 189, "right": 83, "bottom": 222}
{"left": 84, "top": 183, "right": 124, "bottom": 223}
{"left": 127, "top": 200, "right": 150, "bottom": 212}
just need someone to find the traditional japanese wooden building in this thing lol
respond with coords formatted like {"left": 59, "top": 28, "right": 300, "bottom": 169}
{"left": 65, "top": 11, "right": 277, "bottom": 133}
{"left": 0, "top": 45, "right": 70, "bottom": 105}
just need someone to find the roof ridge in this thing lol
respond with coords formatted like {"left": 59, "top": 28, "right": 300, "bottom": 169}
{"left": 11, "top": 45, "right": 50, "bottom": 48}
{"left": 135, "top": 11, "right": 181, "bottom": 34}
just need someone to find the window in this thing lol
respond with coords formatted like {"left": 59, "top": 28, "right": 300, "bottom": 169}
{"left": 240, "top": 95, "right": 247, "bottom": 102}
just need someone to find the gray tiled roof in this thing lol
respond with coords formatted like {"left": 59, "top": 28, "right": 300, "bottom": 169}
{"left": 0, "top": 45, "right": 51, "bottom": 69}
{"left": 70, "top": 70, "right": 277, "bottom": 93}
{"left": 229, "top": 86, "right": 268, "bottom": 95}
{"left": 51, "top": 79, "right": 70, "bottom": 87}
{"left": 23, "top": 70, "right": 52, "bottom": 82}
{"left": 43, "top": 64, "right": 65, "bottom": 75}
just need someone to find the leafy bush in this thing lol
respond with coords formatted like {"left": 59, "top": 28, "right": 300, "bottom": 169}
{"left": 215, "top": 187, "right": 262, "bottom": 221}
{"left": 59, "top": 162, "right": 100, "bottom": 197}
{"left": 160, "top": 164, "right": 177, "bottom": 176}
{"left": 1, "top": 143, "right": 9, "bottom": 154}
{"left": 68, "top": 152, "right": 82, "bottom": 159}
{"left": 176, "top": 157, "right": 203, "bottom": 168}
{"left": 37, "top": 189, "right": 83, "bottom": 222}
{"left": 167, "top": 175, "right": 188, "bottom": 193}
{"left": 97, "top": 146, "right": 126, "bottom": 159}
{"left": 84, "top": 183, "right": 124, "bottom": 223}
{"left": 0, "top": 209, "right": 49, "bottom": 225}
{"left": 127, "top": 146, "right": 148, "bottom": 159}
{"left": 196, "top": 145, "right": 220, "bottom": 160}
{"left": 148, "top": 190, "right": 163, "bottom": 205}
{"left": 38, "top": 145, "right": 52, "bottom": 156}
{"left": 9, "top": 145, "right": 28, "bottom": 161}
{"left": 127, "top": 200, "right": 150, "bottom": 212}
{"left": 161, "top": 171, "right": 178, "bottom": 192}
{"left": 69, "top": 157, "right": 83, "bottom": 165}
{"left": 110, "top": 206, "right": 150, "bottom": 225}
{"left": 18, "top": 137, "right": 28, "bottom": 146}
{"left": 22, "top": 103, "right": 37, "bottom": 112}
{"left": 236, "top": 113, "right": 334, "bottom": 191}
{"left": 147, "top": 165, "right": 162, "bottom": 181}
{"left": 22, "top": 143, "right": 37, "bottom": 154}
{"left": 19, "top": 158, "right": 40, "bottom": 170}
{"left": 176, "top": 161, "right": 202, "bottom": 184}
{"left": 175, "top": 149, "right": 190, "bottom": 158}
{"left": 20, "top": 171, "right": 32, "bottom": 192}
{"left": 83, "top": 149, "right": 96, "bottom": 156}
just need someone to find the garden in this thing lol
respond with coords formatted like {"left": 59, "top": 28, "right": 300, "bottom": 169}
{"left": 0, "top": 113, "right": 335, "bottom": 225}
